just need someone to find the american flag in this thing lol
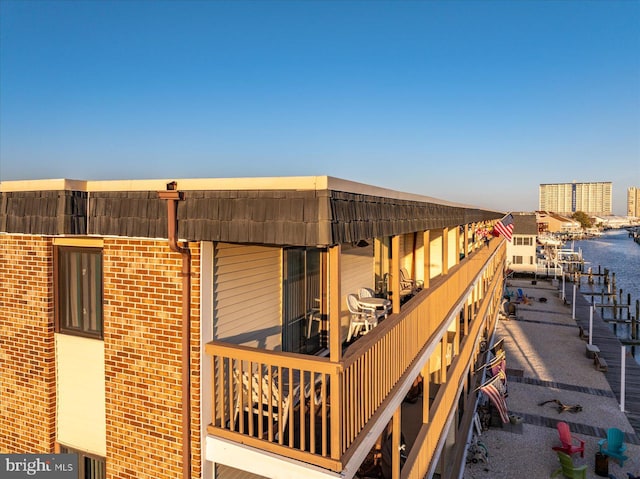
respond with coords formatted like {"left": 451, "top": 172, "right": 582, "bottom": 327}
{"left": 488, "top": 351, "right": 506, "bottom": 379}
{"left": 480, "top": 370, "right": 509, "bottom": 423}
{"left": 493, "top": 214, "right": 514, "bottom": 242}
{"left": 490, "top": 338, "right": 504, "bottom": 357}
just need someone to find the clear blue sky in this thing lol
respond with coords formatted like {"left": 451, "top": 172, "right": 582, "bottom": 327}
{"left": 1, "top": 0, "right": 639, "bottom": 214}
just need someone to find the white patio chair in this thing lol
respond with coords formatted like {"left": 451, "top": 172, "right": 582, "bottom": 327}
{"left": 359, "top": 287, "right": 391, "bottom": 317}
{"left": 346, "top": 293, "right": 378, "bottom": 342}
{"left": 306, "top": 299, "right": 322, "bottom": 338}
{"left": 358, "top": 287, "right": 376, "bottom": 298}
{"left": 400, "top": 268, "right": 423, "bottom": 295}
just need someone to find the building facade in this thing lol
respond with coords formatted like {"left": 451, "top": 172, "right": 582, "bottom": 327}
{"left": 536, "top": 211, "right": 580, "bottom": 234}
{"left": 504, "top": 213, "right": 537, "bottom": 275}
{"left": 628, "top": 187, "right": 640, "bottom": 218}
{"left": 539, "top": 181, "right": 612, "bottom": 216}
{"left": 1, "top": 177, "right": 507, "bottom": 479}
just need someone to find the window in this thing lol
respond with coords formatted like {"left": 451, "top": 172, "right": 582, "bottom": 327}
{"left": 282, "top": 248, "right": 323, "bottom": 354}
{"left": 512, "top": 256, "right": 523, "bottom": 265}
{"left": 58, "top": 445, "right": 105, "bottom": 479}
{"left": 514, "top": 237, "right": 532, "bottom": 246}
{"left": 56, "top": 247, "right": 103, "bottom": 339}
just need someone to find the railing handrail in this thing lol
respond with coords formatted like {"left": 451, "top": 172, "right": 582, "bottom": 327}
{"left": 204, "top": 341, "right": 340, "bottom": 375}
{"left": 341, "top": 240, "right": 501, "bottom": 367}
{"left": 205, "top": 239, "right": 506, "bottom": 472}
{"left": 401, "top": 252, "right": 503, "bottom": 479}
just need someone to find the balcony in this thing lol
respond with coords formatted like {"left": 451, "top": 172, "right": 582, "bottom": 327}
{"left": 205, "top": 240, "right": 506, "bottom": 475}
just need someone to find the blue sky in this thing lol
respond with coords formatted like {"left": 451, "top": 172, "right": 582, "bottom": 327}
{"left": 1, "top": 1, "right": 638, "bottom": 214}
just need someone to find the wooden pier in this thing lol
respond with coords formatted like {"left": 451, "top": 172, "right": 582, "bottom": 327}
{"left": 567, "top": 282, "right": 640, "bottom": 435}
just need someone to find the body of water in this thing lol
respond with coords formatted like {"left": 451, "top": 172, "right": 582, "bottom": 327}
{"left": 569, "top": 228, "right": 640, "bottom": 361}
{"left": 570, "top": 228, "right": 640, "bottom": 307}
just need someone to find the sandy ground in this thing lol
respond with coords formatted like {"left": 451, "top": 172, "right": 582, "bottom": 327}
{"left": 463, "top": 278, "right": 640, "bottom": 479}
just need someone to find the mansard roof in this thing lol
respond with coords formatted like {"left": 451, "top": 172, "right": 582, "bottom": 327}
{"left": 1, "top": 176, "right": 503, "bottom": 246}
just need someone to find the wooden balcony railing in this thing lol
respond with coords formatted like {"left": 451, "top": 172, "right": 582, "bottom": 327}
{"left": 402, "top": 246, "right": 504, "bottom": 479}
{"left": 205, "top": 240, "right": 506, "bottom": 472}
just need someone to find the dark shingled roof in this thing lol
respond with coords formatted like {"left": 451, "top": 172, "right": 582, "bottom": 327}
{"left": 512, "top": 213, "right": 538, "bottom": 235}
{"left": 0, "top": 190, "right": 87, "bottom": 235}
{"left": 2, "top": 187, "right": 502, "bottom": 246}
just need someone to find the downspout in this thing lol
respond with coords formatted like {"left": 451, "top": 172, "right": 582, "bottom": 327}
{"left": 159, "top": 182, "right": 191, "bottom": 479}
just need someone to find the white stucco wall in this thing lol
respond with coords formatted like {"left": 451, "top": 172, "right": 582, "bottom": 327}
{"left": 56, "top": 333, "right": 107, "bottom": 456}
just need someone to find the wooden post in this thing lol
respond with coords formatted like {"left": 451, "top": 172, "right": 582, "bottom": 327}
{"left": 455, "top": 226, "right": 460, "bottom": 266}
{"left": 463, "top": 223, "right": 469, "bottom": 260}
{"left": 328, "top": 246, "right": 343, "bottom": 460}
{"left": 329, "top": 245, "right": 342, "bottom": 363}
{"left": 462, "top": 303, "right": 469, "bottom": 337}
{"left": 440, "top": 336, "right": 448, "bottom": 383}
{"left": 392, "top": 408, "right": 402, "bottom": 479}
{"left": 422, "top": 364, "right": 430, "bottom": 424}
{"left": 454, "top": 323, "right": 460, "bottom": 357}
{"left": 636, "top": 300, "right": 640, "bottom": 339}
{"left": 423, "top": 230, "right": 430, "bottom": 290}
{"left": 442, "top": 227, "right": 449, "bottom": 275}
{"left": 391, "top": 235, "right": 401, "bottom": 314}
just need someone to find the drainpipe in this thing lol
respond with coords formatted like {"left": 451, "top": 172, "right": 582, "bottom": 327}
{"left": 158, "top": 182, "right": 191, "bottom": 479}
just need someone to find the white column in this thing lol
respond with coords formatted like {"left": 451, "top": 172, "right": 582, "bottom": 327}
{"left": 621, "top": 345, "right": 626, "bottom": 412}
{"left": 572, "top": 284, "right": 577, "bottom": 319}
{"left": 589, "top": 305, "right": 593, "bottom": 346}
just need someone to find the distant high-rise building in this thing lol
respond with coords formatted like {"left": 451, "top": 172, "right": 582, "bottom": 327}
{"left": 539, "top": 181, "right": 612, "bottom": 216}
{"left": 628, "top": 187, "right": 640, "bottom": 218}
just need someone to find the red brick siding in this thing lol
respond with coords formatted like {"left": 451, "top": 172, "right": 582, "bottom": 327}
{"left": 0, "top": 235, "right": 56, "bottom": 453}
{"left": 103, "top": 239, "right": 201, "bottom": 479}
{"left": 0, "top": 235, "right": 202, "bottom": 477}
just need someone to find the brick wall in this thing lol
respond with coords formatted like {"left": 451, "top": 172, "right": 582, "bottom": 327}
{"left": 0, "top": 235, "right": 56, "bottom": 453}
{"left": 103, "top": 238, "right": 201, "bottom": 479}
{"left": 0, "top": 235, "right": 202, "bottom": 476}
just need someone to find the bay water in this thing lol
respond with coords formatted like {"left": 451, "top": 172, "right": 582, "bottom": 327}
{"left": 570, "top": 228, "right": 640, "bottom": 361}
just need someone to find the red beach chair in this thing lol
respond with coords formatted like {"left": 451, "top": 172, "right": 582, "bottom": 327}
{"left": 552, "top": 421, "right": 585, "bottom": 458}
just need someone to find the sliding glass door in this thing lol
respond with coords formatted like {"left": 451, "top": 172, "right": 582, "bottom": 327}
{"left": 282, "top": 248, "right": 323, "bottom": 354}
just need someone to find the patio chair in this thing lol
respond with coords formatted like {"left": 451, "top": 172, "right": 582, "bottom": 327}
{"left": 598, "top": 427, "right": 628, "bottom": 466}
{"left": 552, "top": 421, "right": 585, "bottom": 457}
{"left": 234, "top": 369, "right": 291, "bottom": 440}
{"left": 359, "top": 287, "right": 391, "bottom": 316}
{"left": 358, "top": 287, "right": 376, "bottom": 298}
{"left": 551, "top": 451, "right": 587, "bottom": 479}
{"left": 306, "top": 305, "right": 322, "bottom": 338}
{"left": 346, "top": 293, "right": 378, "bottom": 342}
{"left": 400, "top": 268, "right": 418, "bottom": 295}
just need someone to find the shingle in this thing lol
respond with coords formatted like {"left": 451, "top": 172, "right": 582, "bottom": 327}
{"left": 273, "top": 221, "right": 287, "bottom": 245}
{"left": 2, "top": 186, "right": 503, "bottom": 245}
